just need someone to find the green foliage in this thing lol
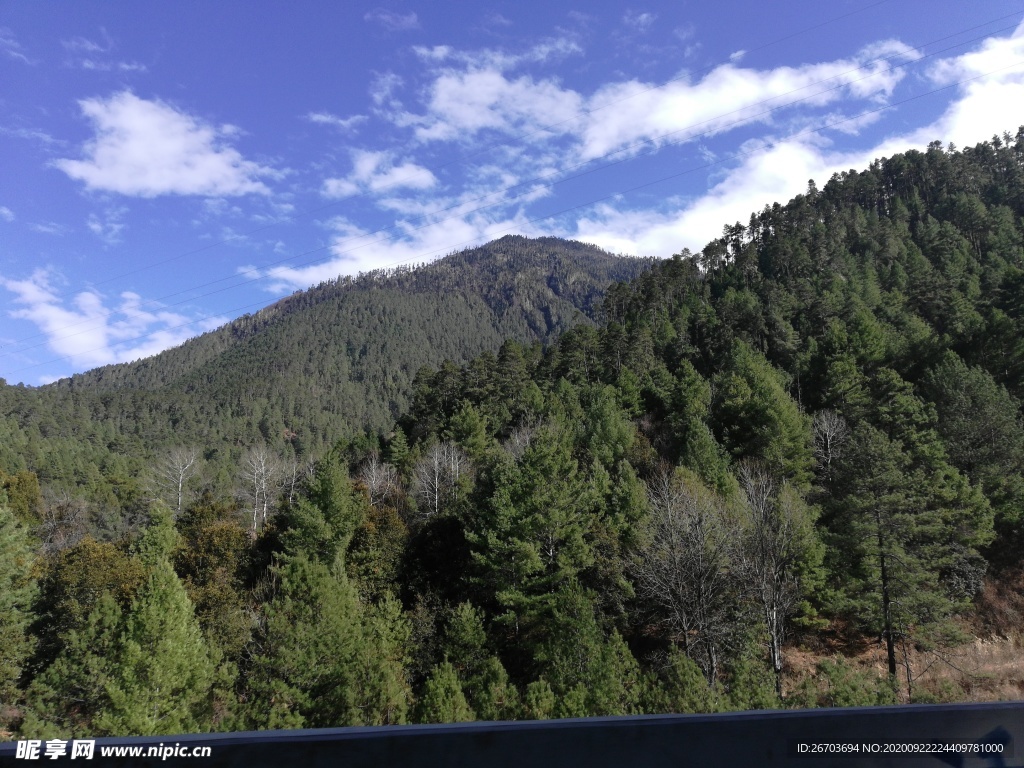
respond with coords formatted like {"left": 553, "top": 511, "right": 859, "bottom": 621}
{"left": 25, "top": 559, "right": 218, "bottom": 738}
{"left": 533, "top": 585, "right": 643, "bottom": 717}
{"left": 468, "top": 421, "right": 595, "bottom": 639}
{"left": 279, "top": 454, "right": 365, "bottom": 568}
{"left": 23, "top": 593, "right": 125, "bottom": 738}
{"left": 712, "top": 342, "right": 813, "bottom": 485}
{"left": 32, "top": 538, "right": 147, "bottom": 670}
{"left": 0, "top": 501, "right": 35, "bottom": 707}
{"left": 522, "top": 679, "right": 556, "bottom": 720}
{"left": 724, "top": 631, "right": 782, "bottom": 711}
{"left": 244, "top": 555, "right": 409, "bottom": 729}
{"left": 175, "top": 496, "right": 252, "bottom": 658}
{"left": 135, "top": 502, "right": 181, "bottom": 567}
{"left": 10, "top": 134, "right": 1024, "bottom": 733}
{"left": 417, "top": 661, "right": 475, "bottom": 724}
{"left": 794, "top": 658, "right": 898, "bottom": 709}
{"left": 94, "top": 560, "right": 217, "bottom": 736}
{"left": 0, "top": 469, "right": 41, "bottom": 524}
{"left": 653, "top": 649, "right": 722, "bottom": 714}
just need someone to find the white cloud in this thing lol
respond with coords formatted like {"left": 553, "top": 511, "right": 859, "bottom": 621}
{"left": 570, "top": 27, "right": 1024, "bottom": 256}
{"left": 87, "top": 206, "right": 127, "bottom": 244}
{"left": 63, "top": 35, "right": 109, "bottom": 54}
{"left": 0, "top": 28, "right": 33, "bottom": 64}
{"left": 0, "top": 206, "right": 13, "bottom": 222}
{"left": 364, "top": 9, "right": 419, "bottom": 31}
{"left": 0, "top": 126, "right": 63, "bottom": 147}
{"left": 623, "top": 12, "right": 656, "bottom": 32}
{"left": 0, "top": 270, "right": 226, "bottom": 372}
{"left": 259, "top": 206, "right": 540, "bottom": 290}
{"left": 412, "top": 37, "right": 581, "bottom": 71}
{"left": 412, "top": 69, "right": 585, "bottom": 142}
{"left": 62, "top": 31, "right": 146, "bottom": 72}
{"left": 78, "top": 59, "right": 147, "bottom": 73}
{"left": 54, "top": 91, "right": 277, "bottom": 197}
{"left": 255, "top": 25, "right": 1024, "bottom": 300}
{"left": 393, "top": 36, "right": 909, "bottom": 161}
{"left": 575, "top": 41, "right": 912, "bottom": 161}
{"left": 322, "top": 149, "right": 437, "bottom": 198}
{"left": 306, "top": 111, "right": 367, "bottom": 131}
{"left": 29, "top": 221, "right": 66, "bottom": 236}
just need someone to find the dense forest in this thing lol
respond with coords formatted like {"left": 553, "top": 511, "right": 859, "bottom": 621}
{"left": 4, "top": 130, "right": 1024, "bottom": 738}
{"left": 0, "top": 237, "right": 652, "bottom": 533}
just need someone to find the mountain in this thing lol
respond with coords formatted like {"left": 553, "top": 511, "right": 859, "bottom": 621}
{"left": 7, "top": 132, "right": 1024, "bottom": 740}
{"left": 0, "top": 236, "right": 653, "bottom": 499}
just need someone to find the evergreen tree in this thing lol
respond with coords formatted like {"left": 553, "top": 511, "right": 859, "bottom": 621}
{"left": 244, "top": 555, "right": 409, "bottom": 729}
{"left": 712, "top": 342, "right": 813, "bottom": 485}
{"left": 0, "top": 500, "right": 35, "bottom": 712}
{"left": 417, "top": 661, "right": 475, "bottom": 724}
{"left": 95, "top": 559, "right": 217, "bottom": 736}
{"left": 468, "top": 421, "right": 594, "bottom": 646}
{"left": 22, "top": 593, "right": 124, "bottom": 738}
{"left": 825, "top": 423, "right": 992, "bottom": 692}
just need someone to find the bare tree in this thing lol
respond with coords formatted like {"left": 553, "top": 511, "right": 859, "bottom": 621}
{"left": 38, "top": 489, "right": 89, "bottom": 553}
{"left": 735, "top": 461, "right": 815, "bottom": 698}
{"left": 239, "top": 444, "right": 283, "bottom": 532}
{"left": 812, "top": 409, "right": 850, "bottom": 476}
{"left": 280, "top": 456, "right": 316, "bottom": 509}
{"left": 412, "top": 441, "right": 471, "bottom": 522}
{"left": 632, "top": 469, "right": 739, "bottom": 684}
{"left": 501, "top": 423, "right": 537, "bottom": 461}
{"left": 149, "top": 446, "right": 202, "bottom": 517}
{"left": 358, "top": 452, "right": 400, "bottom": 509}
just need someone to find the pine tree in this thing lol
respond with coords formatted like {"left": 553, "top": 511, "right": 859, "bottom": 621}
{"left": 712, "top": 342, "right": 813, "bottom": 485}
{"left": 95, "top": 559, "right": 217, "bottom": 736}
{"left": 245, "top": 555, "right": 409, "bottom": 729}
{"left": 468, "top": 421, "right": 594, "bottom": 642}
{"left": 0, "top": 500, "right": 36, "bottom": 712}
{"left": 417, "top": 661, "right": 475, "bottom": 723}
{"left": 22, "top": 593, "right": 123, "bottom": 738}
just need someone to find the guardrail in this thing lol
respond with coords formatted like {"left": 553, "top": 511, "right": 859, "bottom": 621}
{"left": 1, "top": 701, "right": 1021, "bottom": 767}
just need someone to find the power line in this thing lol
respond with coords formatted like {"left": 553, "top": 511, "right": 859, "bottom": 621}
{"left": 3, "top": 15, "right": 1019, "bottom": 362}
{"left": 8, "top": 57, "right": 1023, "bottom": 379}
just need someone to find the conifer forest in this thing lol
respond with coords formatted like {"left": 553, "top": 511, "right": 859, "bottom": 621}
{"left": 5, "top": 133, "right": 1024, "bottom": 737}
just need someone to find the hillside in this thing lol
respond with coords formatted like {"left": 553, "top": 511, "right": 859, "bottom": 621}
{"left": 5, "top": 132, "right": 1024, "bottom": 739}
{"left": 0, "top": 236, "right": 653, "bottom": 502}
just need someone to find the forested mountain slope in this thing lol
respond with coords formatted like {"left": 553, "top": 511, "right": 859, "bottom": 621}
{"left": 0, "top": 236, "right": 652, "bottom": 505}
{"left": 374, "top": 131, "right": 1024, "bottom": 707}
{"left": 4, "top": 132, "right": 1024, "bottom": 740}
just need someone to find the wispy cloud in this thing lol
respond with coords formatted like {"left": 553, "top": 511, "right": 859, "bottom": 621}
{"left": 364, "top": 9, "right": 420, "bottom": 32}
{"left": 391, "top": 36, "right": 911, "bottom": 161}
{"left": 78, "top": 59, "right": 148, "bottom": 73}
{"left": 623, "top": 11, "right": 656, "bottom": 33}
{"left": 0, "top": 27, "right": 34, "bottom": 65}
{"left": 62, "top": 30, "right": 146, "bottom": 73}
{"left": 63, "top": 32, "right": 112, "bottom": 54}
{"left": 306, "top": 111, "right": 367, "bottom": 132}
{"left": 54, "top": 91, "right": 279, "bottom": 197}
{"left": 281, "top": 23, "right": 1024, "bottom": 286}
{"left": 0, "top": 125, "right": 64, "bottom": 147}
{"left": 29, "top": 221, "right": 66, "bottom": 236}
{"left": 0, "top": 206, "right": 14, "bottom": 223}
{"left": 87, "top": 206, "right": 128, "bottom": 244}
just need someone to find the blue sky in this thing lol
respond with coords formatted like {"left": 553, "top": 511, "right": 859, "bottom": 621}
{"left": 2, "top": 0, "right": 1024, "bottom": 384}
